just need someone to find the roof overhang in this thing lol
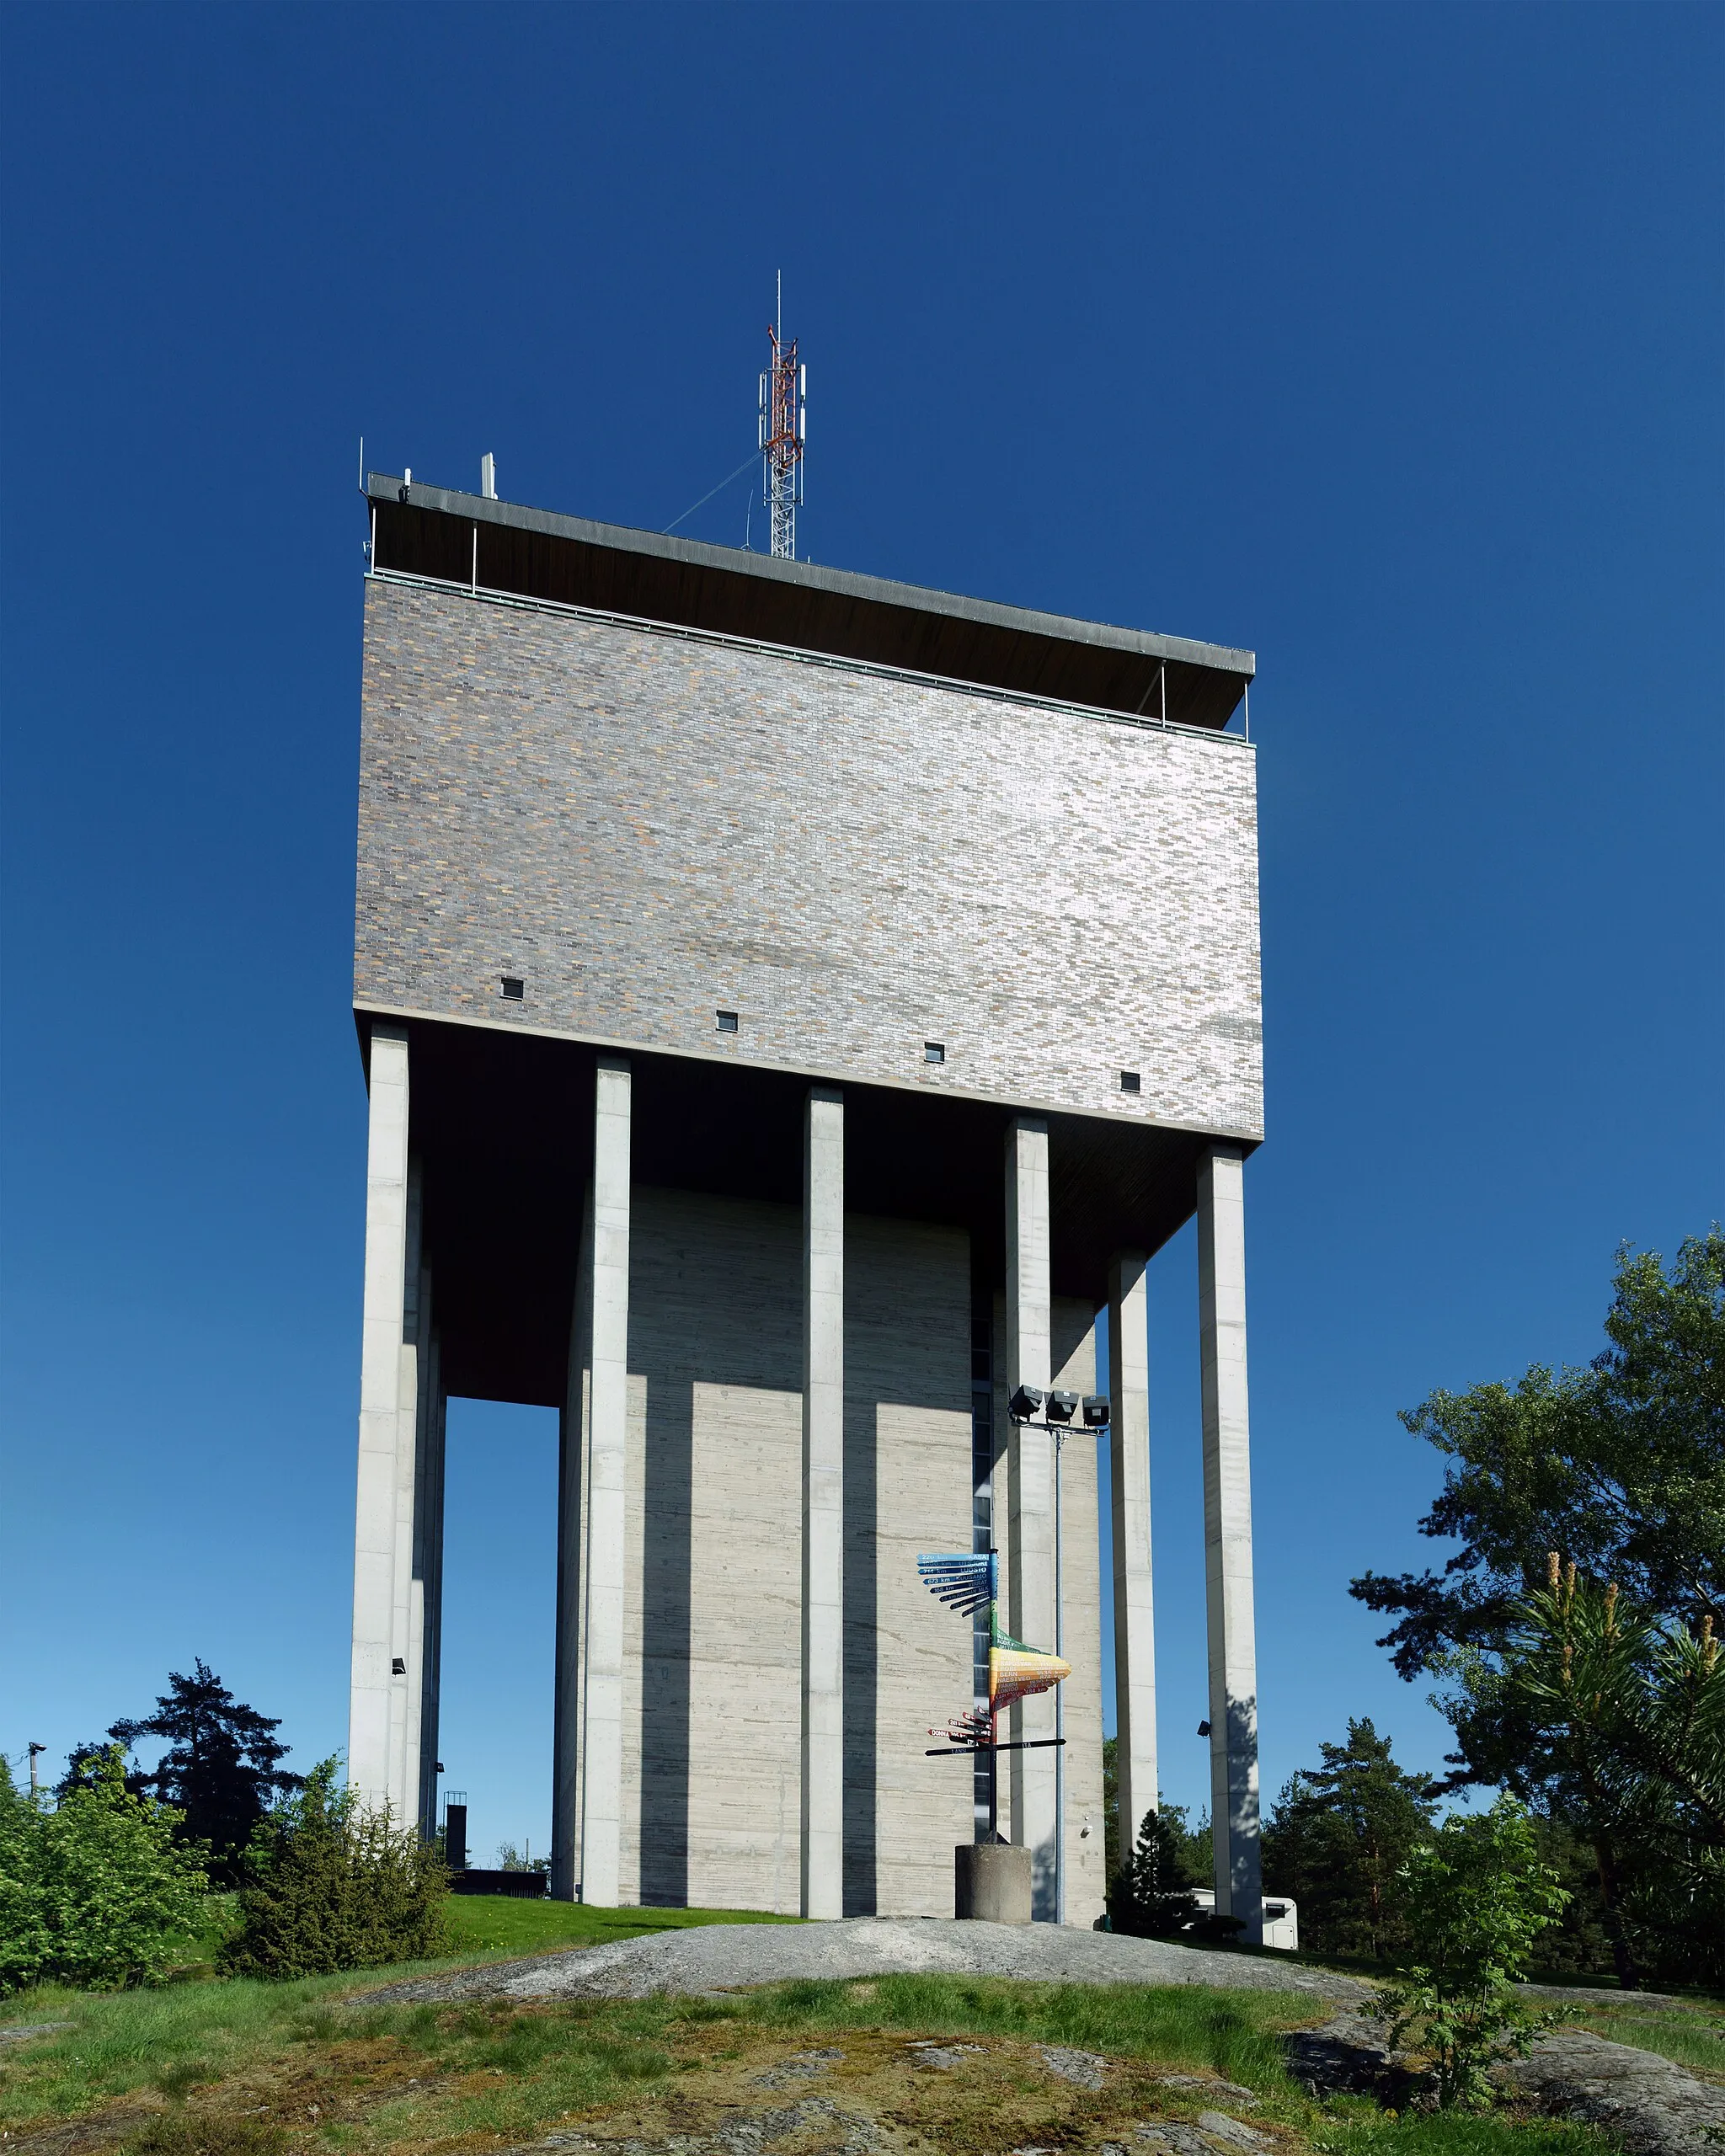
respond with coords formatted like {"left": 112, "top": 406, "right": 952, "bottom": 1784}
{"left": 364, "top": 475, "right": 1254, "bottom": 729}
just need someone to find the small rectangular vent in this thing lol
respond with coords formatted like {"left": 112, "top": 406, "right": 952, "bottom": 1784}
{"left": 925, "top": 1041, "right": 945, "bottom": 1065}
{"left": 716, "top": 1010, "right": 739, "bottom": 1033}
{"left": 500, "top": 976, "right": 525, "bottom": 1001}
{"left": 1119, "top": 1070, "right": 1141, "bottom": 1092}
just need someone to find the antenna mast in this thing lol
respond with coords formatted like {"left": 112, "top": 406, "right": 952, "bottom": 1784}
{"left": 758, "top": 272, "right": 805, "bottom": 558}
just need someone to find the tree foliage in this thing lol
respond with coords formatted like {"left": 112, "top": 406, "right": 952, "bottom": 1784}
{"left": 1350, "top": 1230, "right": 1723, "bottom": 1697}
{"left": 219, "top": 1759, "right": 446, "bottom": 1979}
{"left": 0, "top": 1748, "right": 209, "bottom": 1993}
{"left": 61, "top": 1660, "right": 302, "bottom": 1886}
{"left": 1433, "top": 1557, "right": 1725, "bottom": 1988}
{"left": 1106, "top": 1806, "right": 1203, "bottom": 1938}
{"left": 1261, "top": 1719, "right": 1439, "bottom": 1961}
{"left": 1375, "top": 1794, "right": 1568, "bottom": 2111}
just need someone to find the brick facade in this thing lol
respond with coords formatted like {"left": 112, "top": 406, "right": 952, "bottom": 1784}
{"left": 355, "top": 578, "right": 1263, "bottom": 1141}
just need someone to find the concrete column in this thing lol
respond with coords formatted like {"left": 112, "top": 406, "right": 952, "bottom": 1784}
{"left": 394, "top": 1210, "right": 428, "bottom": 1829}
{"left": 551, "top": 1186, "right": 593, "bottom": 1900}
{"left": 414, "top": 1330, "right": 446, "bottom": 1838}
{"left": 1005, "top": 1116, "right": 1057, "bottom": 1918}
{"left": 579, "top": 1057, "right": 632, "bottom": 1906}
{"left": 1107, "top": 1251, "right": 1157, "bottom": 1866}
{"left": 348, "top": 1024, "right": 412, "bottom": 1814}
{"left": 801, "top": 1086, "right": 845, "bottom": 1919}
{"left": 1197, "top": 1145, "right": 1263, "bottom": 1942}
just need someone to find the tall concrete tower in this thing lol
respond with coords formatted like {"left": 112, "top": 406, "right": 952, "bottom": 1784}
{"left": 347, "top": 470, "right": 1264, "bottom": 1932}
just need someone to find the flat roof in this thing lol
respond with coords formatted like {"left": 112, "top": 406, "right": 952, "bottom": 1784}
{"left": 364, "top": 473, "right": 1254, "bottom": 729}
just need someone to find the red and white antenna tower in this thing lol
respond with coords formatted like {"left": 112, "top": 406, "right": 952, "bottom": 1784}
{"left": 758, "top": 272, "right": 805, "bottom": 559}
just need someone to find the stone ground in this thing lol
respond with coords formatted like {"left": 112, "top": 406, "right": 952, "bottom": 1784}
{"left": 484, "top": 2030, "right": 1285, "bottom": 2156}
{"left": 363, "top": 1920, "right": 1368, "bottom": 2008}
{"left": 1286, "top": 2009, "right": 1725, "bottom": 2156}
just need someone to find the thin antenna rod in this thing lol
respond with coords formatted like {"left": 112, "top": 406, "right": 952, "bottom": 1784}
{"left": 759, "top": 273, "right": 804, "bottom": 560}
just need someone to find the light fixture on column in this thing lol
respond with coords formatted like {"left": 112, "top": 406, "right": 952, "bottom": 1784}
{"left": 1081, "top": 1395, "right": 1110, "bottom": 1428}
{"left": 1008, "top": 1384, "right": 1044, "bottom": 1422}
{"left": 1045, "top": 1390, "right": 1078, "bottom": 1424}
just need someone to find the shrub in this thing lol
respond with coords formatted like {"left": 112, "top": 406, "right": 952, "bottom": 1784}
{"left": 1376, "top": 1793, "right": 1569, "bottom": 2109}
{"left": 0, "top": 1748, "right": 210, "bottom": 1993}
{"left": 218, "top": 1758, "right": 447, "bottom": 1978}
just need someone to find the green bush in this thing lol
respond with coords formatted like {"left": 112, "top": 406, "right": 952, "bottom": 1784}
{"left": 0, "top": 1748, "right": 210, "bottom": 1993}
{"left": 1376, "top": 1794, "right": 1569, "bottom": 2110}
{"left": 218, "top": 1759, "right": 447, "bottom": 1978}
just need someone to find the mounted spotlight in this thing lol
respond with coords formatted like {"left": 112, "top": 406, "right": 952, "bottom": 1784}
{"left": 1081, "top": 1395, "right": 1111, "bottom": 1428}
{"left": 1008, "top": 1384, "right": 1044, "bottom": 1422}
{"left": 1045, "top": 1390, "right": 1078, "bottom": 1424}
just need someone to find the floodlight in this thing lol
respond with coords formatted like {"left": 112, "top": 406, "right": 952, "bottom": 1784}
{"left": 1008, "top": 1384, "right": 1044, "bottom": 1422}
{"left": 1081, "top": 1395, "right": 1111, "bottom": 1428}
{"left": 1046, "top": 1390, "right": 1078, "bottom": 1423}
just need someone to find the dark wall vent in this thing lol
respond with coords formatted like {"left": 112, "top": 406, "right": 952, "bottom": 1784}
{"left": 716, "top": 1009, "right": 739, "bottom": 1033}
{"left": 500, "top": 976, "right": 525, "bottom": 1001}
{"left": 1119, "top": 1070, "right": 1141, "bottom": 1092}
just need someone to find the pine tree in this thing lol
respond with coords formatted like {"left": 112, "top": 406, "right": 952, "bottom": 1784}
{"left": 67, "top": 1661, "right": 302, "bottom": 1886}
{"left": 1107, "top": 1806, "right": 1203, "bottom": 1937}
{"left": 1262, "top": 1718, "right": 1439, "bottom": 1960}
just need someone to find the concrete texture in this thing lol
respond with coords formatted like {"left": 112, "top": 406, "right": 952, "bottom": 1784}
{"left": 1108, "top": 1251, "right": 1157, "bottom": 1858}
{"left": 353, "top": 579, "right": 1263, "bottom": 1138}
{"left": 558, "top": 1189, "right": 973, "bottom": 1919}
{"left": 348, "top": 1025, "right": 413, "bottom": 1814}
{"left": 366, "top": 1919, "right": 1367, "bottom": 2005}
{"left": 1197, "top": 1149, "right": 1262, "bottom": 1940}
{"left": 1051, "top": 1307, "right": 1106, "bottom": 1928}
{"left": 801, "top": 1090, "right": 845, "bottom": 1919}
{"left": 580, "top": 1057, "right": 633, "bottom": 1908}
{"left": 954, "top": 1842, "right": 1032, "bottom": 1923}
{"left": 1005, "top": 1119, "right": 1057, "bottom": 1917}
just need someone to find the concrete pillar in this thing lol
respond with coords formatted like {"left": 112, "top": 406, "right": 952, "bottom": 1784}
{"left": 1005, "top": 1116, "right": 1057, "bottom": 1918}
{"left": 1107, "top": 1251, "right": 1157, "bottom": 1866}
{"left": 579, "top": 1056, "right": 632, "bottom": 1906}
{"left": 552, "top": 1183, "right": 595, "bottom": 1902}
{"left": 1197, "top": 1145, "right": 1263, "bottom": 1942}
{"left": 393, "top": 1207, "right": 428, "bottom": 1829}
{"left": 413, "top": 1326, "right": 446, "bottom": 1838}
{"left": 348, "top": 1024, "right": 412, "bottom": 1814}
{"left": 801, "top": 1086, "right": 845, "bottom": 1919}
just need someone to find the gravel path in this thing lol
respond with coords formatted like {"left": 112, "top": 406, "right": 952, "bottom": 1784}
{"left": 364, "top": 1918, "right": 1369, "bottom": 2006}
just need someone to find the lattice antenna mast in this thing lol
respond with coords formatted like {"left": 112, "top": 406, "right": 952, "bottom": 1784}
{"left": 758, "top": 273, "right": 805, "bottom": 559}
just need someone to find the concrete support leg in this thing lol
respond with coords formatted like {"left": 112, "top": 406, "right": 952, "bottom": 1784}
{"left": 800, "top": 1086, "right": 845, "bottom": 1919}
{"left": 414, "top": 1330, "right": 446, "bottom": 1838}
{"left": 1107, "top": 1250, "right": 1157, "bottom": 1865}
{"left": 349, "top": 1024, "right": 412, "bottom": 1815}
{"left": 1197, "top": 1146, "right": 1263, "bottom": 1943}
{"left": 579, "top": 1057, "right": 632, "bottom": 1907}
{"left": 1005, "top": 1116, "right": 1057, "bottom": 1919}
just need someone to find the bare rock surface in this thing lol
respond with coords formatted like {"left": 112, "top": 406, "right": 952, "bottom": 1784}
{"left": 1500, "top": 2027, "right": 1725, "bottom": 2156}
{"left": 1286, "top": 2009, "right": 1725, "bottom": 2156}
{"left": 361, "top": 1919, "right": 1369, "bottom": 2006}
{"left": 1040, "top": 2047, "right": 1108, "bottom": 2089}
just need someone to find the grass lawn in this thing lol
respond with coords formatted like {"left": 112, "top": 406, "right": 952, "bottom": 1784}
{"left": 441, "top": 1894, "right": 798, "bottom": 1959}
{"left": 0, "top": 1966, "right": 1620, "bottom": 2156}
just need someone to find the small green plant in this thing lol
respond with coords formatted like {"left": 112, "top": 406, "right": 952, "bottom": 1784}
{"left": 0, "top": 1747, "right": 210, "bottom": 1993}
{"left": 217, "top": 1758, "right": 447, "bottom": 1978}
{"left": 1376, "top": 1792, "right": 1570, "bottom": 2109}
{"left": 1106, "top": 1806, "right": 1203, "bottom": 1938}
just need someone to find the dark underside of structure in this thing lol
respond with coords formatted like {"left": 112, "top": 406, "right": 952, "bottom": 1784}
{"left": 382, "top": 1015, "right": 1242, "bottom": 1407}
{"left": 366, "top": 478, "right": 1253, "bottom": 732}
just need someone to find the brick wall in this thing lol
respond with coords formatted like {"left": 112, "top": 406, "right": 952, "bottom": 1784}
{"left": 356, "top": 579, "right": 1263, "bottom": 1139}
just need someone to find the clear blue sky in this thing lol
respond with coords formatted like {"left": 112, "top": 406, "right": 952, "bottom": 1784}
{"left": 3, "top": 5, "right": 1719, "bottom": 1868}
